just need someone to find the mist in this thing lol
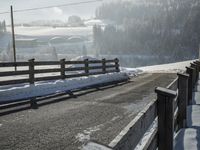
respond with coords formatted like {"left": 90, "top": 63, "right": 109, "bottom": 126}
{"left": 0, "top": 0, "right": 199, "bottom": 67}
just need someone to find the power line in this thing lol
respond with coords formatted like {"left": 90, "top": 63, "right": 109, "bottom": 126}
{"left": 0, "top": 0, "right": 103, "bottom": 15}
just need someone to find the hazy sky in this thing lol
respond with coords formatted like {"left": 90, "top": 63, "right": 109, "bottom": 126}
{"left": 0, "top": 0, "right": 114, "bottom": 23}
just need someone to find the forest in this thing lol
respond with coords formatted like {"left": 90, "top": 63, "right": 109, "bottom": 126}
{"left": 94, "top": 0, "right": 200, "bottom": 63}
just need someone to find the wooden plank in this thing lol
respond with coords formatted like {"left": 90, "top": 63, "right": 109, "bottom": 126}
{"left": 109, "top": 100, "right": 157, "bottom": 150}
{"left": 88, "top": 60, "right": 103, "bottom": 63}
{"left": 102, "top": 58, "right": 106, "bottom": 73}
{"left": 186, "top": 67, "right": 194, "bottom": 105}
{"left": 177, "top": 73, "right": 189, "bottom": 129}
{"left": 60, "top": 59, "right": 65, "bottom": 79}
{"left": 89, "top": 66, "right": 103, "bottom": 70}
{"left": 65, "top": 61, "right": 85, "bottom": 64}
{"left": 115, "top": 58, "right": 120, "bottom": 72}
{"left": 191, "top": 63, "right": 198, "bottom": 82}
{"left": 34, "top": 61, "right": 60, "bottom": 65}
{"left": 84, "top": 59, "right": 89, "bottom": 74}
{"left": 65, "top": 67, "right": 85, "bottom": 71}
{"left": 0, "top": 62, "right": 29, "bottom": 67}
{"left": 34, "top": 68, "right": 61, "bottom": 74}
{"left": 35, "top": 76, "right": 61, "bottom": 82}
{"left": 29, "top": 59, "right": 35, "bottom": 84}
{"left": 0, "top": 70, "right": 29, "bottom": 77}
{"left": 0, "top": 79, "right": 29, "bottom": 86}
{"left": 190, "top": 63, "right": 197, "bottom": 86}
{"left": 105, "top": 59, "right": 116, "bottom": 63}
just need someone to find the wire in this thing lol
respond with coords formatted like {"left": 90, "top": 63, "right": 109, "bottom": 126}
{"left": 0, "top": 0, "right": 103, "bottom": 15}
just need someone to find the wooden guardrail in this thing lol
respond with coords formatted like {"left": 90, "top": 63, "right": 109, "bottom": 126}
{"left": 0, "top": 58, "right": 120, "bottom": 86}
{"left": 98, "top": 60, "right": 199, "bottom": 150}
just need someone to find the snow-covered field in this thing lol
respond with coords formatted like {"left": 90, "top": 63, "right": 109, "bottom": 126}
{"left": 7, "top": 26, "right": 93, "bottom": 36}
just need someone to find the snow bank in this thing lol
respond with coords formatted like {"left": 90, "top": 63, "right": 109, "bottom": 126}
{"left": 120, "top": 67, "right": 143, "bottom": 77}
{"left": 0, "top": 72, "right": 129, "bottom": 103}
{"left": 138, "top": 60, "right": 194, "bottom": 73}
{"left": 120, "top": 60, "right": 195, "bottom": 75}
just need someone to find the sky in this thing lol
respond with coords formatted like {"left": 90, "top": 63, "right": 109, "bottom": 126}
{"left": 0, "top": 0, "right": 114, "bottom": 23}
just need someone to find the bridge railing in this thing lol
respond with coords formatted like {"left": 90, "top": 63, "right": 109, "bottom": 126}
{"left": 94, "top": 60, "right": 198, "bottom": 150}
{"left": 0, "top": 58, "right": 120, "bottom": 86}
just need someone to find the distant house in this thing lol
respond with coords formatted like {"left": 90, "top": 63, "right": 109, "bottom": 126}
{"left": 15, "top": 38, "right": 38, "bottom": 48}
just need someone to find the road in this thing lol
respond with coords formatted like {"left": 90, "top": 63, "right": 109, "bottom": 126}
{"left": 0, "top": 73, "right": 176, "bottom": 150}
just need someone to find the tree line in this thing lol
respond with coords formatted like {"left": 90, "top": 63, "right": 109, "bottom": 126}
{"left": 94, "top": 0, "right": 200, "bottom": 62}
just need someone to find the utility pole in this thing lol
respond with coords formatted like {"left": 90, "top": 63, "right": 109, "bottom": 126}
{"left": 10, "top": 5, "right": 17, "bottom": 71}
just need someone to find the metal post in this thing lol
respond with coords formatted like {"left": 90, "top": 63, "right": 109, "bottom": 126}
{"left": 10, "top": 5, "right": 16, "bottom": 71}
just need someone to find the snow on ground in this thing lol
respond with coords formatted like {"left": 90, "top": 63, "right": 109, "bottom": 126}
{"left": 0, "top": 72, "right": 129, "bottom": 103}
{"left": 120, "top": 60, "right": 195, "bottom": 76}
{"left": 76, "top": 124, "right": 103, "bottom": 143}
{"left": 7, "top": 26, "right": 93, "bottom": 36}
{"left": 137, "top": 60, "right": 195, "bottom": 73}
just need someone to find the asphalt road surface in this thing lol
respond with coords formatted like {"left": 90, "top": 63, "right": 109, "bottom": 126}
{"left": 0, "top": 73, "right": 176, "bottom": 150}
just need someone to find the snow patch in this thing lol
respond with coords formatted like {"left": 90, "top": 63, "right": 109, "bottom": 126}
{"left": 111, "top": 116, "right": 120, "bottom": 122}
{"left": 120, "top": 67, "right": 143, "bottom": 77}
{"left": 0, "top": 124, "right": 2, "bottom": 127}
{"left": 76, "top": 124, "right": 103, "bottom": 143}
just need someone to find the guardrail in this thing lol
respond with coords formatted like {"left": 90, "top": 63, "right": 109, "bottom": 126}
{"left": 89, "top": 60, "right": 199, "bottom": 150}
{"left": 0, "top": 58, "right": 120, "bottom": 86}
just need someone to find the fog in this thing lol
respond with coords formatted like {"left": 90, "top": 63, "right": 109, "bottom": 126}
{"left": 0, "top": 0, "right": 199, "bottom": 67}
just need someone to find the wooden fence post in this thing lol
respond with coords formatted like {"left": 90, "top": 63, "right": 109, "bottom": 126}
{"left": 155, "top": 87, "right": 177, "bottom": 150}
{"left": 28, "top": 59, "right": 37, "bottom": 109}
{"left": 177, "top": 73, "right": 189, "bottom": 129}
{"left": 193, "top": 61, "right": 200, "bottom": 81}
{"left": 190, "top": 63, "right": 198, "bottom": 83}
{"left": 84, "top": 59, "right": 89, "bottom": 74}
{"left": 29, "top": 59, "right": 35, "bottom": 84}
{"left": 102, "top": 58, "right": 106, "bottom": 73}
{"left": 186, "top": 67, "right": 194, "bottom": 105}
{"left": 115, "top": 58, "right": 120, "bottom": 72}
{"left": 60, "top": 59, "right": 65, "bottom": 79}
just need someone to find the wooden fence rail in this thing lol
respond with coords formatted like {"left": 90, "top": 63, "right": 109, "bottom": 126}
{"left": 0, "top": 58, "right": 120, "bottom": 86}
